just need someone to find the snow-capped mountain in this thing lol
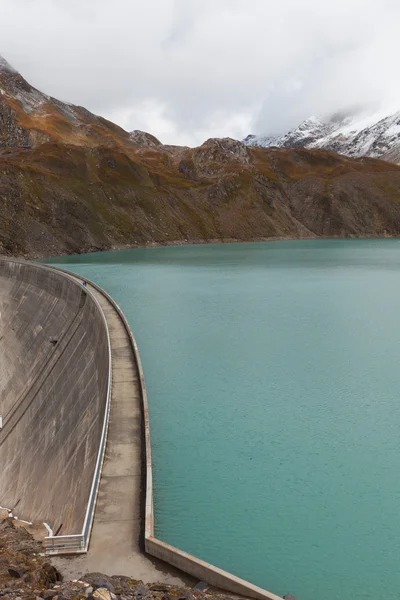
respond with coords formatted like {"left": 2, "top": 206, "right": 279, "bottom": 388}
{"left": 244, "top": 111, "right": 400, "bottom": 164}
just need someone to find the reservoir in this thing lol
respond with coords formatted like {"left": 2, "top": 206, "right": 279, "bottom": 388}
{"left": 44, "top": 239, "right": 400, "bottom": 600}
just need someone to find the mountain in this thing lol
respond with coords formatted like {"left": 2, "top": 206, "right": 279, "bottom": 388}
{"left": 129, "top": 130, "right": 162, "bottom": 147}
{"left": 0, "top": 56, "right": 134, "bottom": 149}
{"left": 244, "top": 111, "right": 400, "bottom": 164}
{"left": 2, "top": 55, "right": 400, "bottom": 258}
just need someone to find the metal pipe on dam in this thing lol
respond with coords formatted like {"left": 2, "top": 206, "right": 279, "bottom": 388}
{"left": 0, "top": 258, "right": 110, "bottom": 539}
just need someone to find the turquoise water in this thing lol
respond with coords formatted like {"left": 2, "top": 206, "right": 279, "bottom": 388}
{"left": 44, "top": 239, "right": 400, "bottom": 600}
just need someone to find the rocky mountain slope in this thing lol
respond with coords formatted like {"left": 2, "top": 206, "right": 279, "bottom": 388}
{"left": 0, "top": 55, "right": 134, "bottom": 150}
{"left": 2, "top": 55, "right": 400, "bottom": 258}
{"left": 244, "top": 111, "right": 400, "bottom": 164}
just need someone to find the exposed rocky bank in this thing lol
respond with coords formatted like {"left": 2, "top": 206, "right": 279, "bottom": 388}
{"left": 3, "top": 138, "right": 400, "bottom": 259}
{"left": 0, "top": 520, "right": 258, "bottom": 600}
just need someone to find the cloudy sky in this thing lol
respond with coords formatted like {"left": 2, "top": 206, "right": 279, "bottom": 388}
{"left": 1, "top": 0, "right": 400, "bottom": 146}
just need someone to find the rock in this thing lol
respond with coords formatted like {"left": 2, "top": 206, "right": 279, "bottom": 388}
{"left": 85, "top": 587, "right": 94, "bottom": 597}
{"left": 133, "top": 583, "right": 149, "bottom": 596}
{"left": 42, "top": 563, "right": 62, "bottom": 585}
{"left": 283, "top": 595, "right": 297, "bottom": 600}
{"left": 92, "top": 588, "right": 116, "bottom": 600}
{"left": 193, "top": 581, "right": 208, "bottom": 592}
{"left": 23, "top": 571, "right": 40, "bottom": 586}
{"left": 41, "top": 590, "right": 58, "bottom": 599}
{"left": 82, "top": 574, "right": 115, "bottom": 593}
{"left": 8, "top": 566, "right": 26, "bottom": 578}
{"left": 149, "top": 584, "right": 170, "bottom": 592}
{"left": 57, "top": 589, "right": 82, "bottom": 600}
{"left": 129, "top": 130, "right": 162, "bottom": 148}
{"left": 178, "top": 593, "right": 194, "bottom": 600}
{"left": 106, "top": 577, "right": 143, "bottom": 596}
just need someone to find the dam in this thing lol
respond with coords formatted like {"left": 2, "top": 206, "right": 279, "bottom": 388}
{"left": 0, "top": 259, "right": 110, "bottom": 539}
{"left": 0, "top": 256, "right": 280, "bottom": 600}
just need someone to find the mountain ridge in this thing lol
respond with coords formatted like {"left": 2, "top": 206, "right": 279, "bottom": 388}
{"left": 2, "top": 55, "right": 400, "bottom": 258}
{"left": 0, "top": 55, "right": 16, "bottom": 73}
{"left": 244, "top": 110, "right": 400, "bottom": 164}
{"left": 0, "top": 55, "right": 135, "bottom": 150}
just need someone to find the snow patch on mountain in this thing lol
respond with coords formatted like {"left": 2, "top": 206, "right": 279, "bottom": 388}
{"left": 15, "top": 87, "right": 48, "bottom": 114}
{"left": 244, "top": 110, "right": 400, "bottom": 164}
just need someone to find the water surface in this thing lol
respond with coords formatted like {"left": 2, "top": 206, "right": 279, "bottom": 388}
{"left": 44, "top": 239, "right": 400, "bottom": 600}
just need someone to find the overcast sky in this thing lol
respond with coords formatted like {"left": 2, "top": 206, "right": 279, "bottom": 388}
{"left": 1, "top": 0, "right": 400, "bottom": 146}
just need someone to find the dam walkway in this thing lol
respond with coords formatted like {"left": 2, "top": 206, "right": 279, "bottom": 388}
{"left": 53, "top": 280, "right": 188, "bottom": 585}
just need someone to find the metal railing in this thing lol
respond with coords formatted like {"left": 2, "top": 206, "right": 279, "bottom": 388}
{"left": 41, "top": 264, "right": 146, "bottom": 554}
{"left": 44, "top": 534, "right": 85, "bottom": 553}
{"left": 0, "top": 259, "right": 113, "bottom": 556}
{"left": 44, "top": 265, "right": 112, "bottom": 554}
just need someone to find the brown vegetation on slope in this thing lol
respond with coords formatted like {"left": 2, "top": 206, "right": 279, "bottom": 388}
{"left": 1, "top": 137, "right": 400, "bottom": 257}
{"left": 1, "top": 59, "right": 400, "bottom": 257}
{"left": 0, "top": 66, "right": 133, "bottom": 150}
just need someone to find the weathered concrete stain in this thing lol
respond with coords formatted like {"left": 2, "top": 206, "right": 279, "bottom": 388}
{"left": 0, "top": 259, "right": 109, "bottom": 536}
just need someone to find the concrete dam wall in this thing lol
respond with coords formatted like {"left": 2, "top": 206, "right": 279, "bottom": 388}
{"left": 0, "top": 259, "right": 110, "bottom": 537}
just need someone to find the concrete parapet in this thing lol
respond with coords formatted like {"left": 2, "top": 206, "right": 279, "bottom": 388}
{"left": 146, "top": 537, "right": 282, "bottom": 600}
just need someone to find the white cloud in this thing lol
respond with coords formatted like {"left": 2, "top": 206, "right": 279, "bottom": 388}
{"left": 1, "top": 0, "right": 400, "bottom": 144}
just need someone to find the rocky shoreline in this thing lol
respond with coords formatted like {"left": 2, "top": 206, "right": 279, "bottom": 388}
{"left": 10, "top": 231, "right": 400, "bottom": 263}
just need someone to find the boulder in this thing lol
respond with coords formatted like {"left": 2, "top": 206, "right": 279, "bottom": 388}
{"left": 8, "top": 566, "right": 26, "bottom": 578}
{"left": 92, "top": 588, "right": 117, "bottom": 600}
{"left": 82, "top": 574, "right": 115, "bottom": 593}
{"left": 41, "top": 590, "right": 58, "bottom": 599}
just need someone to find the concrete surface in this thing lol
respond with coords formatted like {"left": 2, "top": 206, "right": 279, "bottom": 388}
{"left": 52, "top": 281, "right": 190, "bottom": 586}
{"left": 146, "top": 538, "right": 282, "bottom": 600}
{"left": 0, "top": 259, "right": 109, "bottom": 535}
